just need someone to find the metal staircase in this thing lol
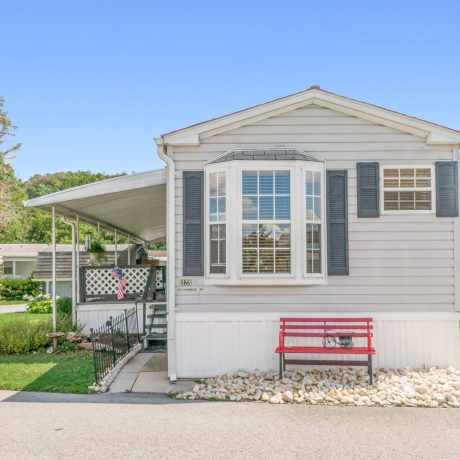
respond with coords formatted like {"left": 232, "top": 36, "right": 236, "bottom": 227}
{"left": 143, "top": 300, "right": 167, "bottom": 351}
{"left": 140, "top": 265, "right": 167, "bottom": 352}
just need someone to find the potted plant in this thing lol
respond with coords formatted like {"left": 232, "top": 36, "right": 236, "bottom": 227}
{"left": 87, "top": 240, "right": 106, "bottom": 263}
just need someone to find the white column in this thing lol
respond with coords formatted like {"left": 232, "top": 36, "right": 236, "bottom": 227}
{"left": 114, "top": 230, "right": 118, "bottom": 265}
{"left": 51, "top": 206, "right": 57, "bottom": 332}
{"left": 127, "top": 236, "right": 131, "bottom": 265}
{"left": 71, "top": 222, "right": 77, "bottom": 324}
{"left": 76, "top": 216, "right": 80, "bottom": 304}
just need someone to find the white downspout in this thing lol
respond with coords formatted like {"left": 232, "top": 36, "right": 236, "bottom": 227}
{"left": 157, "top": 136, "right": 177, "bottom": 383}
{"left": 76, "top": 216, "right": 80, "bottom": 304}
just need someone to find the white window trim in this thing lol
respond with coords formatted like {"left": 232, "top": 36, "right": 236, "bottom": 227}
{"left": 380, "top": 164, "right": 436, "bottom": 215}
{"left": 204, "top": 159, "right": 327, "bottom": 286}
{"left": 205, "top": 166, "right": 230, "bottom": 278}
{"left": 302, "top": 165, "right": 327, "bottom": 278}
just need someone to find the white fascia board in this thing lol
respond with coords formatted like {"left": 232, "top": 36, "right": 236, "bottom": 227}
{"left": 24, "top": 169, "right": 166, "bottom": 208}
{"left": 159, "top": 88, "right": 460, "bottom": 147}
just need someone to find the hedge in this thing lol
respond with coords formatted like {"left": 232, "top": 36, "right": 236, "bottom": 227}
{"left": 0, "top": 277, "right": 41, "bottom": 300}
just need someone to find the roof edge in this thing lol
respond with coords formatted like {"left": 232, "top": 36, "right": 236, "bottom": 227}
{"left": 156, "top": 87, "right": 460, "bottom": 147}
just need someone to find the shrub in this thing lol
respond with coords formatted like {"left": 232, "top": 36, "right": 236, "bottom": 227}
{"left": 57, "top": 297, "right": 72, "bottom": 315}
{"left": 0, "top": 312, "right": 76, "bottom": 354}
{"left": 0, "top": 277, "right": 41, "bottom": 300}
{"left": 25, "top": 294, "right": 54, "bottom": 314}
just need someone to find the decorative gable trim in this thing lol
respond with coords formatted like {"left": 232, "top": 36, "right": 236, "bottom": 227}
{"left": 156, "top": 88, "right": 460, "bottom": 147}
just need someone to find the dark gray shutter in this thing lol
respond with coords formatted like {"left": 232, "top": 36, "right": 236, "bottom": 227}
{"left": 436, "top": 161, "right": 459, "bottom": 217}
{"left": 327, "top": 170, "right": 349, "bottom": 275}
{"left": 357, "top": 162, "right": 379, "bottom": 218}
{"left": 183, "top": 171, "right": 204, "bottom": 275}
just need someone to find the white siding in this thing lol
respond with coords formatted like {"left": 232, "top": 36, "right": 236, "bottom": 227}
{"left": 175, "top": 312, "right": 460, "bottom": 378}
{"left": 173, "top": 105, "right": 456, "bottom": 315}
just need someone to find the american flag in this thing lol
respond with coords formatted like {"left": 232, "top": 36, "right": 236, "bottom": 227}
{"left": 111, "top": 267, "right": 128, "bottom": 300}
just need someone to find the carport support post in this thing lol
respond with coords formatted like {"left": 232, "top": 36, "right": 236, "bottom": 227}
{"left": 76, "top": 216, "right": 80, "bottom": 304}
{"left": 127, "top": 236, "right": 131, "bottom": 265}
{"left": 51, "top": 206, "right": 57, "bottom": 332}
{"left": 114, "top": 230, "right": 118, "bottom": 265}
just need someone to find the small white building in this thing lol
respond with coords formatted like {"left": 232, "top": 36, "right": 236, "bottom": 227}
{"left": 0, "top": 244, "right": 47, "bottom": 278}
{"left": 26, "top": 87, "right": 460, "bottom": 381}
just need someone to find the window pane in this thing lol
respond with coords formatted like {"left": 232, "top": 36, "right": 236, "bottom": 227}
{"left": 400, "top": 169, "right": 415, "bottom": 187}
{"left": 259, "top": 196, "right": 274, "bottom": 220}
{"left": 259, "top": 250, "right": 274, "bottom": 273}
{"left": 242, "top": 196, "right": 258, "bottom": 219}
{"left": 210, "top": 197, "right": 218, "bottom": 221}
{"left": 210, "top": 240, "right": 219, "bottom": 264}
{"left": 306, "top": 171, "right": 313, "bottom": 195}
{"left": 314, "top": 197, "right": 321, "bottom": 221}
{"left": 275, "top": 171, "right": 290, "bottom": 194}
{"left": 242, "top": 171, "right": 257, "bottom": 194}
{"left": 242, "top": 224, "right": 258, "bottom": 247}
{"left": 242, "top": 250, "right": 257, "bottom": 273}
{"left": 3, "top": 261, "right": 13, "bottom": 275}
{"left": 313, "top": 172, "right": 321, "bottom": 196}
{"left": 258, "top": 224, "right": 274, "bottom": 248}
{"left": 209, "top": 173, "right": 217, "bottom": 197}
{"left": 218, "top": 197, "right": 226, "bottom": 220}
{"left": 210, "top": 224, "right": 219, "bottom": 239}
{"left": 218, "top": 172, "right": 226, "bottom": 196}
{"left": 275, "top": 250, "right": 291, "bottom": 273}
{"left": 306, "top": 224, "right": 322, "bottom": 274}
{"left": 259, "top": 171, "right": 273, "bottom": 194}
{"left": 275, "top": 196, "right": 290, "bottom": 219}
{"left": 306, "top": 196, "right": 314, "bottom": 220}
{"left": 275, "top": 224, "right": 290, "bottom": 248}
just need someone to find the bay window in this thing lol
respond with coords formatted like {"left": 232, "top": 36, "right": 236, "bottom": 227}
{"left": 205, "top": 153, "right": 325, "bottom": 285}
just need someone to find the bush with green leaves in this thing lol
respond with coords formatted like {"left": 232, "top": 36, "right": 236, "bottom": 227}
{"left": 0, "top": 277, "right": 41, "bottom": 300}
{"left": 0, "top": 312, "right": 75, "bottom": 354}
{"left": 24, "top": 294, "right": 54, "bottom": 313}
{"left": 57, "top": 297, "right": 72, "bottom": 315}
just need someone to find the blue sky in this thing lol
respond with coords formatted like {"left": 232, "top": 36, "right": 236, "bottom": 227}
{"left": 2, "top": 0, "right": 460, "bottom": 179}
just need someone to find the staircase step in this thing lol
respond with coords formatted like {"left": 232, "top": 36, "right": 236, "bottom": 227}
{"left": 146, "top": 333, "right": 167, "bottom": 340}
{"left": 147, "top": 313, "right": 167, "bottom": 319}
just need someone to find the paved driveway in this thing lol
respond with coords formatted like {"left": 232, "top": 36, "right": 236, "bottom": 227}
{"left": 1, "top": 390, "right": 460, "bottom": 459}
{"left": 0, "top": 304, "right": 27, "bottom": 314}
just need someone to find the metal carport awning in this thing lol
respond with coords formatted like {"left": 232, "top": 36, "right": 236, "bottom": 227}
{"left": 24, "top": 169, "right": 167, "bottom": 243}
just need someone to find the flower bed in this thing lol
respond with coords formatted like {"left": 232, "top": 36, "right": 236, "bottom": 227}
{"left": 176, "top": 367, "right": 460, "bottom": 407}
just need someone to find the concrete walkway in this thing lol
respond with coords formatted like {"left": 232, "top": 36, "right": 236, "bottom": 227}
{"left": 109, "top": 352, "right": 194, "bottom": 394}
{"left": 0, "top": 304, "right": 27, "bottom": 314}
{"left": 1, "top": 390, "right": 460, "bottom": 459}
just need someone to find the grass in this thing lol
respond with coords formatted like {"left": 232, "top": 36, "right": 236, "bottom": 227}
{"left": 0, "top": 351, "right": 94, "bottom": 394}
{"left": 0, "top": 312, "right": 50, "bottom": 323}
{"left": 0, "top": 300, "right": 25, "bottom": 306}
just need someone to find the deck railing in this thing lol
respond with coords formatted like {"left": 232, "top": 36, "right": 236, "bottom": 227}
{"left": 79, "top": 265, "right": 164, "bottom": 303}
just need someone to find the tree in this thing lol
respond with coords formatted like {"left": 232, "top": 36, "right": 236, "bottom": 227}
{"left": 0, "top": 98, "right": 23, "bottom": 231}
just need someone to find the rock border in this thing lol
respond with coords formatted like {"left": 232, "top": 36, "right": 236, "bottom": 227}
{"left": 176, "top": 367, "right": 460, "bottom": 408}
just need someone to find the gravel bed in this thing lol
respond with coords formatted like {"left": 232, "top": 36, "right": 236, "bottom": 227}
{"left": 176, "top": 367, "right": 460, "bottom": 407}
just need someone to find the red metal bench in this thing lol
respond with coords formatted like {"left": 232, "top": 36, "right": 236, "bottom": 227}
{"left": 275, "top": 317, "right": 376, "bottom": 384}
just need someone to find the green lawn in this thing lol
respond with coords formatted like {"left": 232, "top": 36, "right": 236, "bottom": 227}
{"left": 0, "top": 312, "right": 50, "bottom": 322}
{"left": 0, "top": 300, "right": 26, "bottom": 306}
{"left": 0, "top": 351, "right": 94, "bottom": 394}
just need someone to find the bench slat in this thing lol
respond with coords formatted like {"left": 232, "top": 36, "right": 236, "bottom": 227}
{"left": 280, "top": 324, "right": 373, "bottom": 330}
{"left": 280, "top": 317, "right": 372, "bottom": 323}
{"left": 283, "top": 332, "right": 370, "bottom": 338}
{"left": 276, "top": 346, "right": 376, "bottom": 354}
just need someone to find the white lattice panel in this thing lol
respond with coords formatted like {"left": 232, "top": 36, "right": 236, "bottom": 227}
{"left": 85, "top": 267, "right": 151, "bottom": 296}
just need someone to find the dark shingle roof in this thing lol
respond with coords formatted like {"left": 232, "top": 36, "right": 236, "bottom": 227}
{"left": 208, "top": 148, "right": 321, "bottom": 164}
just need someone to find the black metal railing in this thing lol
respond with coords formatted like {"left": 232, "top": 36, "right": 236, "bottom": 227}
{"left": 90, "top": 307, "right": 140, "bottom": 384}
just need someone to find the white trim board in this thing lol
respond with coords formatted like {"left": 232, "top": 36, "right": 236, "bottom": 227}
{"left": 156, "top": 88, "right": 460, "bottom": 147}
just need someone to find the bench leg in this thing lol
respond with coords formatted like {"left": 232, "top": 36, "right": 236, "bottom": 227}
{"left": 279, "top": 354, "right": 283, "bottom": 378}
{"left": 368, "top": 354, "right": 373, "bottom": 385}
